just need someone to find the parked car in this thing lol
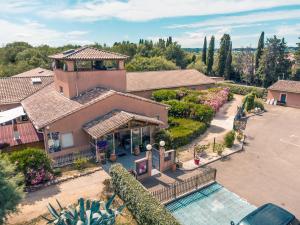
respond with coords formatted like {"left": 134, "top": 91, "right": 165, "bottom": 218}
{"left": 231, "top": 203, "right": 300, "bottom": 225}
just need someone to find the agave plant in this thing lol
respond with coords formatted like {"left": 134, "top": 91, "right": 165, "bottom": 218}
{"left": 43, "top": 194, "right": 125, "bottom": 225}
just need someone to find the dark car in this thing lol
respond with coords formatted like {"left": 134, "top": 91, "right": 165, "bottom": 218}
{"left": 231, "top": 203, "right": 300, "bottom": 225}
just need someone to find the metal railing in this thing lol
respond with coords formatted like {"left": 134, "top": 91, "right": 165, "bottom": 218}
{"left": 151, "top": 167, "right": 217, "bottom": 203}
{"left": 52, "top": 149, "right": 96, "bottom": 168}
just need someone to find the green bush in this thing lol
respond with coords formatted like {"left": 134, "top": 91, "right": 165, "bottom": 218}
{"left": 254, "top": 98, "right": 265, "bottom": 110}
{"left": 9, "top": 148, "right": 53, "bottom": 185}
{"left": 190, "top": 104, "right": 214, "bottom": 124}
{"left": 153, "top": 129, "right": 172, "bottom": 150}
{"left": 217, "top": 82, "right": 266, "bottom": 98}
{"left": 168, "top": 117, "right": 207, "bottom": 148}
{"left": 228, "top": 92, "right": 234, "bottom": 101}
{"left": 152, "top": 89, "right": 177, "bottom": 102}
{"left": 163, "top": 100, "right": 191, "bottom": 118}
{"left": 243, "top": 92, "right": 256, "bottom": 112}
{"left": 110, "top": 164, "right": 180, "bottom": 225}
{"left": 74, "top": 157, "right": 88, "bottom": 170}
{"left": 224, "top": 131, "right": 236, "bottom": 148}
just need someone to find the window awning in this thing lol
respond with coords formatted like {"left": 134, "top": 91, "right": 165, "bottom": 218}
{"left": 0, "top": 106, "right": 25, "bottom": 124}
{"left": 83, "top": 110, "right": 164, "bottom": 139}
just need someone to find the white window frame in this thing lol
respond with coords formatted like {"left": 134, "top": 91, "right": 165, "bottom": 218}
{"left": 61, "top": 132, "right": 74, "bottom": 149}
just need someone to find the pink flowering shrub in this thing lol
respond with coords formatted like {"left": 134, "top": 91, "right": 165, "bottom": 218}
{"left": 202, "top": 88, "right": 230, "bottom": 112}
{"left": 9, "top": 148, "right": 54, "bottom": 186}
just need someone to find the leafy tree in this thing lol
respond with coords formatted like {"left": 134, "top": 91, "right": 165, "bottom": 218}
{"left": 255, "top": 32, "right": 264, "bottom": 70}
{"left": 217, "top": 34, "right": 231, "bottom": 77}
{"left": 0, "top": 154, "right": 24, "bottom": 225}
{"left": 187, "top": 59, "right": 207, "bottom": 74}
{"left": 292, "top": 37, "right": 300, "bottom": 81}
{"left": 202, "top": 36, "right": 207, "bottom": 64}
{"left": 224, "top": 42, "right": 233, "bottom": 80}
{"left": 207, "top": 36, "right": 215, "bottom": 75}
{"left": 125, "top": 56, "right": 177, "bottom": 72}
{"left": 256, "top": 36, "right": 291, "bottom": 87}
{"left": 233, "top": 48, "right": 255, "bottom": 85}
{"left": 165, "top": 42, "right": 188, "bottom": 68}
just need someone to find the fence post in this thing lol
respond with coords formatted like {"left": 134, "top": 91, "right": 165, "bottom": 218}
{"left": 213, "top": 137, "right": 216, "bottom": 152}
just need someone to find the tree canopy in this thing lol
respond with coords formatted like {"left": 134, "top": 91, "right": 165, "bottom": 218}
{"left": 0, "top": 154, "right": 24, "bottom": 225}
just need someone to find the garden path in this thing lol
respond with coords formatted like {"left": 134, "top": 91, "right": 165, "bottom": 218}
{"left": 8, "top": 169, "right": 109, "bottom": 224}
{"left": 178, "top": 95, "right": 243, "bottom": 162}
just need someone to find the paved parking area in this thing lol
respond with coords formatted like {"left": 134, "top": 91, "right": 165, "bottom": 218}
{"left": 211, "top": 105, "right": 300, "bottom": 218}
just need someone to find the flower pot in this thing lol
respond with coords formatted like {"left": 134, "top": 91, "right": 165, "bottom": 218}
{"left": 134, "top": 146, "right": 140, "bottom": 156}
{"left": 194, "top": 158, "right": 200, "bottom": 165}
{"left": 171, "top": 163, "right": 177, "bottom": 172}
{"left": 109, "top": 154, "right": 117, "bottom": 162}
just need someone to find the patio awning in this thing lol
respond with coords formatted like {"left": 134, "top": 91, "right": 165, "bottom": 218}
{"left": 83, "top": 110, "right": 164, "bottom": 139}
{"left": 0, "top": 106, "right": 25, "bottom": 124}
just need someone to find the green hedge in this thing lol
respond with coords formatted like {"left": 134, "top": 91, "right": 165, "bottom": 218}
{"left": 224, "top": 130, "right": 235, "bottom": 148}
{"left": 110, "top": 164, "right": 180, "bottom": 225}
{"left": 152, "top": 89, "right": 177, "bottom": 102}
{"left": 163, "top": 100, "right": 191, "bottom": 118}
{"left": 163, "top": 100, "right": 214, "bottom": 124}
{"left": 155, "top": 117, "right": 207, "bottom": 149}
{"left": 217, "top": 82, "right": 267, "bottom": 98}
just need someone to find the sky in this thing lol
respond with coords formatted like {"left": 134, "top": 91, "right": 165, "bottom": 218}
{"left": 0, "top": 0, "right": 300, "bottom": 48}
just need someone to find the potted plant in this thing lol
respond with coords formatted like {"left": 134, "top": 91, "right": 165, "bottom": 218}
{"left": 194, "top": 155, "right": 200, "bottom": 165}
{"left": 214, "top": 143, "right": 225, "bottom": 156}
{"left": 134, "top": 146, "right": 140, "bottom": 156}
{"left": 236, "top": 130, "right": 244, "bottom": 142}
{"left": 194, "top": 143, "right": 210, "bottom": 158}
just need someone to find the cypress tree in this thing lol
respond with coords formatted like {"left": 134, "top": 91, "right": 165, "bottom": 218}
{"left": 207, "top": 36, "right": 215, "bottom": 75}
{"left": 255, "top": 31, "right": 264, "bottom": 70}
{"left": 217, "top": 34, "right": 231, "bottom": 77}
{"left": 224, "top": 42, "right": 232, "bottom": 80}
{"left": 202, "top": 36, "right": 207, "bottom": 64}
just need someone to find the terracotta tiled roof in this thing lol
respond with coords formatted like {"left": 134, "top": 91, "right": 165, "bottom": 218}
{"left": 0, "top": 122, "right": 43, "bottom": 147}
{"left": 13, "top": 68, "right": 54, "bottom": 77}
{"left": 21, "top": 85, "right": 166, "bottom": 129}
{"left": 49, "top": 46, "right": 128, "bottom": 60}
{"left": 0, "top": 76, "right": 53, "bottom": 105}
{"left": 22, "top": 84, "right": 114, "bottom": 129}
{"left": 126, "top": 69, "right": 215, "bottom": 92}
{"left": 83, "top": 110, "right": 164, "bottom": 139}
{"left": 268, "top": 80, "right": 300, "bottom": 94}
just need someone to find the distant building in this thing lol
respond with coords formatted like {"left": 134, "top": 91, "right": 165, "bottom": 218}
{"left": 268, "top": 80, "right": 300, "bottom": 108}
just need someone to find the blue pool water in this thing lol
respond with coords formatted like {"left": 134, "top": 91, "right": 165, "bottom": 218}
{"left": 166, "top": 182, "right": 256, "bottom": 225}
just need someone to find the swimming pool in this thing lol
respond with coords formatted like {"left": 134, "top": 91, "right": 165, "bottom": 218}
{"left": 166, "top": 182, "right": 256, "bottom": 225}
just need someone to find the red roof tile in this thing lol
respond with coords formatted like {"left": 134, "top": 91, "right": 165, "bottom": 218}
{"left": 0, "top": 122, "right": 43, "bottom": 147}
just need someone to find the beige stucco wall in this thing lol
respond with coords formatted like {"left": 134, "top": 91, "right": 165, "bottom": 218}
{"left": 268, "top": 90, "right": 300, "bottom": 108}
{"left": 44, "top": 93, "right": 168, "bottom": 158}
{"left": 54, "top": 69, "right": 127, "bottom": 98}
{"left": 129, "top": 84, "right": 215, "bottom": 99}
{"left": 0, "top": 103, "right": 21, "bottom": 111}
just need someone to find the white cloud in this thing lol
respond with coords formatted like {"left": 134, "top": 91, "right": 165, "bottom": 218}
{"left": 40, "top": 0, "right": 300, "bottom": 22}
{"left": 0, "top": 19, "right": 90, "bottom": 46}
{"left": 0, "top": 0, "right": 41, "bottom": 13}
{"left": 276, "top": 23, "right": 300, "bottom": 36}
{"left": 168, "top": 9, "right": 300, "bottom": 29}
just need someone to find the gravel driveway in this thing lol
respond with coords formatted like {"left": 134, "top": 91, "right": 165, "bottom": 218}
{"left": 8, "top": 169, "right": 109, "bottom": 224}
{"left": 211, "top": 104, "right": 300, "bottom": 218}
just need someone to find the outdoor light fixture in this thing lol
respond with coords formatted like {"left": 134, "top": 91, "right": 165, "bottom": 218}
{"left": 146, "top": 140, "right": 165, "bottom": 151}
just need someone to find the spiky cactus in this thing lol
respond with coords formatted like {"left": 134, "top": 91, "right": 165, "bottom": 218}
{"left": 43, "top": 194, "right": 125, "bottom": 225}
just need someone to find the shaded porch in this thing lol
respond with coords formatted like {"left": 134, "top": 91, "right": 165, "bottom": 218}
{"left": 83, "top": 110, "right": 164, "bottom": 163}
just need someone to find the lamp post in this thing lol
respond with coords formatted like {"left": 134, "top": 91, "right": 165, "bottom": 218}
{"left": 146, "top": 140, "right": 165, "bottom": 151}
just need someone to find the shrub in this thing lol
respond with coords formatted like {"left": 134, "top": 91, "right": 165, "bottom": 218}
{"left": 224, "top": 131, "right": 236, "bottom": 148}
{"left": 53, "top": 168, "right": 62, "bottom": 177}
{"left": 167, "top": 117, "right": 207, "bottom": 148}
{"left": 152, "top": 89, "right": 177, "bottom": 102}
{"left": 74, "top": 157, "right": 88, "bottom": 170}
{"left": 254, "top": 98, "right": 265, "bottom": 110}
{"left": 228, "top": 92, "right": 234, "bottom": 101}
{"left": 202, "top": 88, "right": 230, "bottom": 112}
{"left": 110, "top": 164, "right": 180, "bottom": 225}
{"left": 0, "top": 154, "right": 24, "bottom": 224}
{"left": 190, "top": 104, "right": 214, "bottom": 124}
{"left": 163, "top": 100, "right": 191, "bottom": 118}
{"left": 217, "top": 82, "right": 266, "bottom": 98}
{"left": 243, "top": 92, "right": 256, "bottom": 112}
{"left": 214, "top": 143, "right": 225, "bottom": 156}
{"left": 9, "top": 148, "right": 53, "bottom": 185}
